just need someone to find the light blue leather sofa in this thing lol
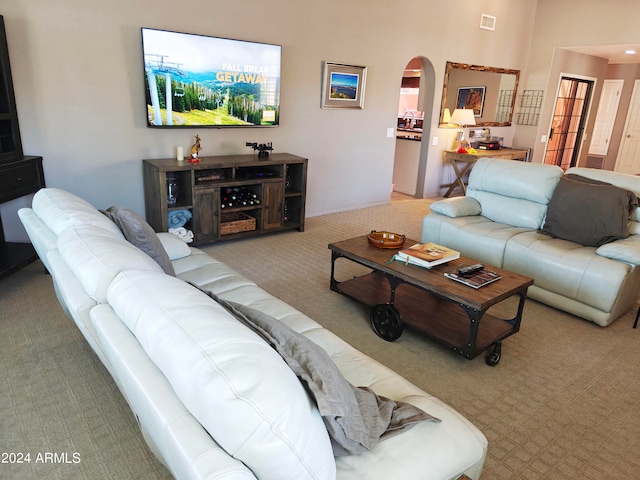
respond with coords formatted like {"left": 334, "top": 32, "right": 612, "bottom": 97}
{"left": 422, "top": 158, "right": 640, "bottom": 327}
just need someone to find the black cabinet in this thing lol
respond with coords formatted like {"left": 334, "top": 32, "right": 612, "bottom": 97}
{"left": 0, "top": 156, "right": 44, "bottom": 278}
{"left": 0, "top": 15, "right": 22, "bottom": 163}
{"left": 0, "top": 16, "right": 45, "bottom": 279}
{"left": 0, "top": 156, "right": 44, "bottom": 203}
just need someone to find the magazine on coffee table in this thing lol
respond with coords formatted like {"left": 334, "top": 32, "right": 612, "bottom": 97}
{"left": 445, "top": 265, "right": 502, "bottom": 289}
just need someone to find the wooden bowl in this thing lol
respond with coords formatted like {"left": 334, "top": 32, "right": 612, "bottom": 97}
{"left": 367, "top": 230, "right": 405, "bottom": 249}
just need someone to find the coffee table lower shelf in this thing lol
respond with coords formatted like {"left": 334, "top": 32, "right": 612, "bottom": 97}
{"left": 331, "top": 271, "right": 524, "bottom": 365}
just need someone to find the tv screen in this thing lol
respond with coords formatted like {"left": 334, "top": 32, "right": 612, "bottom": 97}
{"left": 142, "top": 28, "right": 281, "bottom": 127}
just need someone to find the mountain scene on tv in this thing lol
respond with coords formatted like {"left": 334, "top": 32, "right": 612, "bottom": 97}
{"left": 143, "top": 29, "right": 280, "bottom": 127}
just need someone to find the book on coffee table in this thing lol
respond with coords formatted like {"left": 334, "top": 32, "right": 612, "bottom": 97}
{"left": 395, "top": 242, "right": 460, "bottom": 268}
{"left": 445, "top": 266, "right": 502, "bottom": 289}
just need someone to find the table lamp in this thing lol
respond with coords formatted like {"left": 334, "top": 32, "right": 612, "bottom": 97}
{"left": 450, "top": 108, "right": 476, "bottom": 149}
{"left": 441, "top": 108, "right": 451, "bottom": 126}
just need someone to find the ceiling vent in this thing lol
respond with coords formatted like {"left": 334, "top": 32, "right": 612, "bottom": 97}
{"left": 480, "top": 14, "right": 496, "bottom": 31}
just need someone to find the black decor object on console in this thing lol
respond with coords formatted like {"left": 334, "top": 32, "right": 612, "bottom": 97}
{"left": 246, "top": 142, "right": 273, "bottom": 159}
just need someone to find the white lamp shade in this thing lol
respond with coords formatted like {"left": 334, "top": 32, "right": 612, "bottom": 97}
{"left": 442, "top": 108, "right": 451, "bottom": 124}
{"left": 450, "top": 108, "right": 476, "bottom": 126}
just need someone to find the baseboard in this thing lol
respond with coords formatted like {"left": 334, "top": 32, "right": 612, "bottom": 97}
{"left": 307, "top": 201, "right": 392, "bottom": 218}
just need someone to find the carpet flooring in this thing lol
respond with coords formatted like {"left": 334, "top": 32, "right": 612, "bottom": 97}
{"left": 2, "top": 198, "right": 640, "bottom": 479}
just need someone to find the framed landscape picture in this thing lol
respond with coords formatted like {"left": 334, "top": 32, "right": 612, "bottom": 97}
{"left": 321, "top": 62, "right": 367, "bottom": 109}
{"left": 456, "top": 86, "right": 486, "bottom": 117}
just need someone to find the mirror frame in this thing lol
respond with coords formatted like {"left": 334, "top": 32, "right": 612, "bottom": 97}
{"left": 440, "top": 61, "right": 520, "bottom": 127}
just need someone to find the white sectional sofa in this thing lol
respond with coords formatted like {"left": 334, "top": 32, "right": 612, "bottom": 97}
{"left": 18, "top": 188, "right": 487, "bottom": 480}
{"left": 423, "top": 158, "right": 640, "bottom": 327}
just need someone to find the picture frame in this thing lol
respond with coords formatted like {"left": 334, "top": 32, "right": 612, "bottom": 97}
{"left": 321, "top": 62, "right": 367, "bottom": 109}
{"left": 456, "top": 86, "right": 486, "bottom": 117}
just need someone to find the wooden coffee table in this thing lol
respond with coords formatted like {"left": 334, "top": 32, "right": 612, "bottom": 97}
{"left": 328, "top": 235, "right": 534, "bottom": 366}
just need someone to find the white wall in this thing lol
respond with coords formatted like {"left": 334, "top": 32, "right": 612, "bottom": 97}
{"left": 1, "top": 0, "right": 537, "bottom": 241}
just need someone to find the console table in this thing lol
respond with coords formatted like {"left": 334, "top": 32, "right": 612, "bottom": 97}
{"left": 143, "top": 153, "right": 307, "bottom": 245}
{"left": 440, "top": 148, "right": 530, "bottom": 197}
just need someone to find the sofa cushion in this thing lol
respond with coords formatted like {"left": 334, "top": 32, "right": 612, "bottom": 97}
{"left": 107, "top": 270, "right": 336, "bottom": 480}
{"left": 466, "top": 158, "right": 563, "bottom": 229}
{"left": 89, "top": 304, "right": 258, "bottom": 480}
{"left": 31, "top": 187, "right": 123, "bottom": 237}
{"left": 422, "top": 213, "right": 531, "bottom": 267}
{"left": 596, "top": 235, "right": 640, "bottom": 265}
{"left": 542, "top": 174, "right": 637, "bottom": 247}
{"left": 103, "top": 206, "right": 176, "bottom": 276}
{"left": 504, "top": 230, "right": 631, "bottom": 314}
{"left": 57, "top": 224, "right": 163, "bottom": 303}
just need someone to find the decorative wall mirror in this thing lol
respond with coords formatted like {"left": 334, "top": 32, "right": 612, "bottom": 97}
{"left": 440, "top": 62, "right": 520, "bottom": 127}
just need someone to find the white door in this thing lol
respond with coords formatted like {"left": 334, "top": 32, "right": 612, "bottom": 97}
{"left": 589, "top": 79, "right": 623, "bottom": 156}
{"left": 615, "top": 80, "right": 640, "bottom": 175}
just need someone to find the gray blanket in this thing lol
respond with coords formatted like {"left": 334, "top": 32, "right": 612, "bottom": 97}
{"left": 210, "top": 293, "right": 439, "bottom": 456}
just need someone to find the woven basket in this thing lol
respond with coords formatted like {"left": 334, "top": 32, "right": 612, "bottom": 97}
{"left": 220, "top": 212, "right": 256, "bottom": 235}
{"left": 367, "top": 230, "right": 405, "bottom": 249}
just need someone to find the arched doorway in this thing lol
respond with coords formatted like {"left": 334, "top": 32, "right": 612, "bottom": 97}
{"left": 392, "top": 56, "right": 436, "bottom": 200}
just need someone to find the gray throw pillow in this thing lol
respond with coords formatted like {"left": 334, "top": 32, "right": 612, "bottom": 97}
{"left": 542, "top": 174, "right": 637, "bottom": 247}
{"left": 102, "top": 206, "right": 176, "bottom": 276}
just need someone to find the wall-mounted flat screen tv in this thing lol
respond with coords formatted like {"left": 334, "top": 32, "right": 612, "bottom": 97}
{"left": 142, "top": 28, "right": 281, "bottom": 127}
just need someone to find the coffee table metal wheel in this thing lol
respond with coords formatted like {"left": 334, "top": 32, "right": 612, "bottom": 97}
{"left": 370, "top": 303, "right": 404, "bottom": 341}
{"left": 485, "top": 342, "right": 502, "bottom": 366}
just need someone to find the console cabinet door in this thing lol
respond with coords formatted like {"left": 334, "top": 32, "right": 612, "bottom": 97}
{"left": 262, "top": 182, "right": 283, "bottom": 230}
{"left": 194, "top": 188, "right": 219, "bottom": 242}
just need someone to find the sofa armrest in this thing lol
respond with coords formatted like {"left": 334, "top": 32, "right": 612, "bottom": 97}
{"left": 596, "top": 236, "right": 640, "bottom": 265}
{"left": 157, "top": 232, "right": 192, "bottom": 260}
{"left": 430, "top": 197, "right": 482, "bottom": 218}
{"left": 18, "top": 207, "right": 58, "bottom": 272}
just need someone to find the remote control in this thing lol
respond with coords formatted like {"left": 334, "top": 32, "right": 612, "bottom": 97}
{"left": 458, "top": 264, "right": 484, "bottom": 276}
